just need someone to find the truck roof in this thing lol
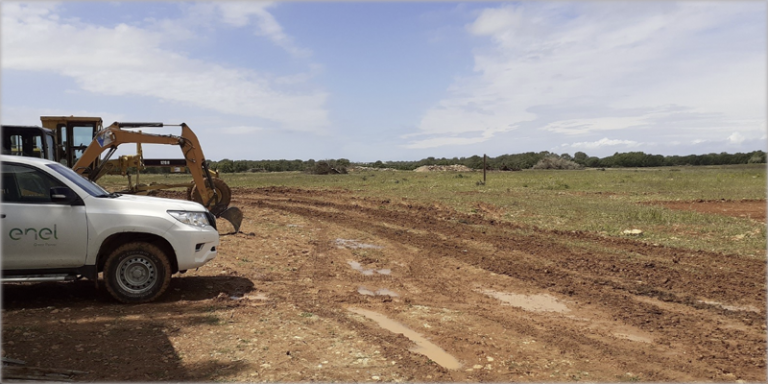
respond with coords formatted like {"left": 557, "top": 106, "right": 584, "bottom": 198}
{"left": 1, "top": 154, "right": 60, "bottom": 166}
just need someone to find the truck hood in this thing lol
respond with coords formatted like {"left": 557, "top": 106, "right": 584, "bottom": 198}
{"left": 102, "top": 194, "right": 209, "bottom": 212}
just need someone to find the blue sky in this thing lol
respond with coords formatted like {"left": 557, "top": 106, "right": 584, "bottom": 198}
{"left": 2, "top": 1, "right": 766, "bottom": 162}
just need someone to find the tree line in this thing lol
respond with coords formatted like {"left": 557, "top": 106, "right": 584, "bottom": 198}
{"left": 140, "top": 150, "right": 765, "bottom": 174}
{"left": 354, "top": 150, "right": 766, "bottom": 171}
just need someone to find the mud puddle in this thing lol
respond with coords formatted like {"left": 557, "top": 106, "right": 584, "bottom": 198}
{"left": 480, "top": 289, "right": 570, "bottom": 313}
{"left": 348, "top": 261, "right": 391, "bottom": 276}
{"left": 335, "top": 239, "right": 384, "bottom": 249}
{"left": 348, "top": 308, "right": 462, "bottom": 370}
{"left": 357, "top": 287, "right": 399, "bottom": 297}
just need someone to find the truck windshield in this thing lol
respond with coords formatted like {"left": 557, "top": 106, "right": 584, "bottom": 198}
{"left": 47, "top": 163, "right": 109, "bottom": 197}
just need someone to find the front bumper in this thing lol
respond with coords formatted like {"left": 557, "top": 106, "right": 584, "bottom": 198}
{"left": 168, "top": 224, "right": 219, "bottom": 271}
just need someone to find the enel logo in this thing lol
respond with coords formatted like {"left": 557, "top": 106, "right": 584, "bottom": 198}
{"left": 8, "top": 225, "right": 58, "bottom": 241}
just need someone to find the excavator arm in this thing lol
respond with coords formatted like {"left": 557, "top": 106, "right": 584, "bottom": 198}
{"left": 73, "top": 122, "right": 242, "bottom": 232}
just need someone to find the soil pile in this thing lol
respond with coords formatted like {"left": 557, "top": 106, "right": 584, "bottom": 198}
{"left": 413, "top": 165, "right": 473, "bottom": 172}
{"left": 348, "top": 166, "right": 397, "bottom": 172}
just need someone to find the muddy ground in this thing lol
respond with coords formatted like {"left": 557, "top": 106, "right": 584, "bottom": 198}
{"left": 2, "top": 187, "right": 766, "bottom": 382}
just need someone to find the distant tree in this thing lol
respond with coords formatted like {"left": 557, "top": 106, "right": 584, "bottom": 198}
{"left": 466, "top": 155, "right": 483, "bottom": 169}
{"left": 231, "top": 160, "right": 248, "bottom": 173}
{"left": 585, "top": 157, "right": 601, "bottom": 167}
{"left": 574, "top": 151, "right": 588, "bottom": 165}
{"left": 217, "top": 159, "right": 234, "bottom": 173}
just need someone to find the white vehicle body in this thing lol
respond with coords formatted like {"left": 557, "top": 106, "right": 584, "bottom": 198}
{"left": 1, "top": 155, "right": 218, "bottom": 302}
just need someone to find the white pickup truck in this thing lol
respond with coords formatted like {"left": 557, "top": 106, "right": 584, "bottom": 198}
{"left": 1, "top": 155, "right": 219, "bottom": 303}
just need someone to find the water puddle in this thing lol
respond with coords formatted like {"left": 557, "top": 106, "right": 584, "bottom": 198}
{"left": 335, "top": 239, "right": 383, "bottom": 250}
{"left": 348, "top": 308, "right": 462, "bottom": 370}
{"left": 358, "top": 286, "right": 399, "bottom": 297}
{"left": 481, "top": 289, "right": 570, "bottom": 313}
{"left": 348, "top": 261, "right": 391, "bottom": 276}
{"left": 698, "top": 299, "right": 760, "bottom": 313}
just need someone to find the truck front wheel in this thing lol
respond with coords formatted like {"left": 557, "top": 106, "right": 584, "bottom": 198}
{"left": 103, "top": 242, "right": 172, "bottom": 303}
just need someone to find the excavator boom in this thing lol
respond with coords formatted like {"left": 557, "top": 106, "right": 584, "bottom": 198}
{"left": 72, "top": 121, "right": 242, "bottom": 232}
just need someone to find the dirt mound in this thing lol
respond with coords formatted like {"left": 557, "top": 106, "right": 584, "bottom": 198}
{"left": 348, "top": 166, "right": 397, "bottom": 172}
{"left": 413, "top": 164, "right": 473, "bottom": 172}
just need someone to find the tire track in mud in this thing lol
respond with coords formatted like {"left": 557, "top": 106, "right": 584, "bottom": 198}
{"left": 237, "top": 188, "right": 765, "bottom": 317}
{"left": 238, "top": 187, "right": 764, "bottom": 308}
{"left": 234, "top": 187, "right": 766, "bottom": 380}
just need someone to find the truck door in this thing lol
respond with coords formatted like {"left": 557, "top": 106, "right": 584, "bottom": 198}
{"left": 1, "top": 162, "right": 88, "bottom": 269}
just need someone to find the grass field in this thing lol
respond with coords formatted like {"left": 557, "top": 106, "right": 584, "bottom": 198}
{"left": 99, "top": 164, "right": 766, "bottom": 258}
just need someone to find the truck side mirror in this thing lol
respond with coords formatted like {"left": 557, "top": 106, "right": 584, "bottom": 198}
{"left": 50, "top": 186, "right": 82, "bottom": 205}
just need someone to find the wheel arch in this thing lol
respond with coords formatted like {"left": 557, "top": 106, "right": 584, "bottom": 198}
{"left": 96, "top": 232, "right": 179, "bottom": 274}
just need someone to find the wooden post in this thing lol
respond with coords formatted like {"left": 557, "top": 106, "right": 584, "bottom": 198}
{"left": 483, "top": 154, "right": 487, "bottom": 185}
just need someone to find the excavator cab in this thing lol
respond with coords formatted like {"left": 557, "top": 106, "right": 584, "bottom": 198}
{"left": 1, "top": 125, "right": 56, "bottom": 160}
{"left": 40, "top": 116, "right": 102, "bottom": 168}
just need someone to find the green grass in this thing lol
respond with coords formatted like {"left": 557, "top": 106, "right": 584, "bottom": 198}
{"left": 97, "top": 164, "right": 766, "bottom": 258}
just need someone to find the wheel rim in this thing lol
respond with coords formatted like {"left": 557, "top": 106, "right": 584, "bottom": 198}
{"left": 116, "top": 256, "right": 157, "bottom": 295}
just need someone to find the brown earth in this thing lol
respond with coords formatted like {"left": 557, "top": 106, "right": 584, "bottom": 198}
{"left": 2, "top": 188, "right": 766, "bottom": 382}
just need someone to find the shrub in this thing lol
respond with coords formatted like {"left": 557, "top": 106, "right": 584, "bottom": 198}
{"left": 306, "top": 160, "right": 348, "bottom": 175}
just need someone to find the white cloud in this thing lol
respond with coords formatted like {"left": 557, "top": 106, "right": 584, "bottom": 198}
{"left": 402, "top": 131, "right": 494, "bottom": 149}
{"left": 542, "top": 116, "right": 647, "bottom": 135}
{"left": 566, "top": 138, "right": 643, "bottom": 150}
{"left": 1, "top": 2, "right": 328, "bottom": 133}
{"left": 214, "top": 2, "right": 311, "bottom": 58}
{"left": 408, "top": 2, "right": 766, "bottom": 150}
{"left": 217, "top": 2, "right": 269, "bottom": 27}
{"left": 727, "top": 132, "right": 746, "bottom": 145}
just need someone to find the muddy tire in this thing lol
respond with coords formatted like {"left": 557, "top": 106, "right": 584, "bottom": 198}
{"left": 103, "top": 242, "right": 172, "bottom": 304}
{"left": 187, "top": 178, "right": 232, "bottom": 214}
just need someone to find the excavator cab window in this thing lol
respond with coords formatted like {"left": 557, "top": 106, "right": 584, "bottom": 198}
{"left": 56, "top": 122, "right": 100, "bottom": 167}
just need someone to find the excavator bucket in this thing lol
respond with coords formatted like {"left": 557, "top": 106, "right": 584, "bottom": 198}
{"left": 216, "top": 206, "right": 243, "bottom": 233}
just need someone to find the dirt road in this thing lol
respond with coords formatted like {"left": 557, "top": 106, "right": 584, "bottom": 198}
{"left": 3, "top": 187, "right": 766, "bottom": 382}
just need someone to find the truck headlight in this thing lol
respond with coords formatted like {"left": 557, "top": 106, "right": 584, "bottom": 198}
{"left": 167, "top": 210, "right": 212, "bottom": 228}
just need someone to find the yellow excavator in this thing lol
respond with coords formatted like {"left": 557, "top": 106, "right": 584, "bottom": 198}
{"left": 39, "top": 116, "right": 243, "bottom": 232}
